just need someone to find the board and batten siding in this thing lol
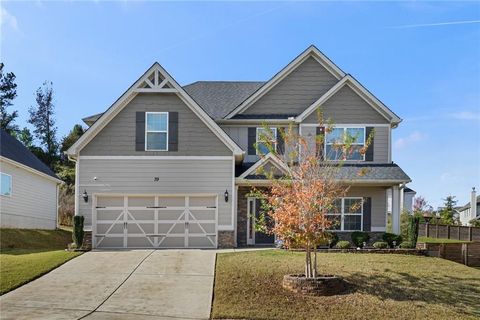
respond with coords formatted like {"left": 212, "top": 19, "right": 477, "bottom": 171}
{"left": 0, "top": 160, "right": 57, "bottom": 229}
{"left": 77, "top": 158, "right": 233, "bottom": 228}
{"left": 303, "top": 85, "right": 390, "bottom": 124}
{"left": 300, "top": 125, "right": 389, "bottom": 163}
{"left": 347, "top": 186, "right": 388, "bottom": 229}
{"left": 81, "top": 93, "right": 231, "bottom": 156}
{"left": 242, "top": 57, "right": 338, "bottom": 115}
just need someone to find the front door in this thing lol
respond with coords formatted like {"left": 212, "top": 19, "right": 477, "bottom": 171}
{"left": 246, "top": 197, "right": 275, "bottom": 245}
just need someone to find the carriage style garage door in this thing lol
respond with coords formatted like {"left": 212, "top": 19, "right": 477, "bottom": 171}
{"left": 94, "top": 195, "right": 217, "bottom": 249}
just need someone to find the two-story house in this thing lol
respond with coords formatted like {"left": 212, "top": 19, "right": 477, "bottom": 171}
{"left": 66, "top": 45, "right": 410, "bottom": 249}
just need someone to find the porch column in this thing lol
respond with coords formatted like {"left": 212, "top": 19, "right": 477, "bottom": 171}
{"left": 392, "top": 185, "right": 401, "bottom": 235}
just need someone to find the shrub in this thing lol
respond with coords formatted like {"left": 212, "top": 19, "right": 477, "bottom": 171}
{"left": 336, "top": 241, "right": 351, "bottom": 249}
{"left": 372, "top": 241, "right": 388, "bottom": 249}
{"left": 327, "top": 232, "right": 339, "bottom": 248}
{"left": 470, "top": 219, "right": 480, "bottom": 227}
{"left": 382, "top": 233, "right": 402, "bottom": 248}
{"left": 399, "top": 241, "right": 415, "bottom": 249}
{"left": 407, "top": 215, "right": 420, "bottom": 247}
{"left": 351, "top": 231, "right": 370, "bottom": 248}
{"left": 72, "top": 215, "right": 85, "bottom": 248}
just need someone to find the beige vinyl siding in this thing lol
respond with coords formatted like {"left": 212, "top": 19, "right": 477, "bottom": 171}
{"left": 300, "top": 125, "right": 389, "bottom": 163}
{"left": 347, "top": 187, "right": 388, "bottom": 228}
{"left": 242, "top": 57, "right": 338, "bottom": 115}
{"left": 81, "top": 93, "right": 231, "bottom": 156}
{"left": 303, "top": 85, "right": 390, "bottom": 124}
{"left": 0, "top": 160, "right": 57, "bottom": 229}
{"left": 77, "top": 158, "right": 233, "bottom": 228}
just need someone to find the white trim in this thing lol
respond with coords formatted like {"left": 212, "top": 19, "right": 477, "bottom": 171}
{"left": 74, "top": 157, "right": 79, "bottom": 216}
{"left": 217, "top": 119, "right": 295, "bottom": 125}
{"left": 256, "top": 127, "right": 277, "bottom": 155}
{"left": 300, "top": 123, "right": 390, "bottom": 127}
{"left": 371, "top": 227, "right": 386, "bottom": 232}
{"left": 78, "top": 156, "right": 233, "bottom": 160}
{"left": 237, "top": 153, "right": 289, "bottom": 180}
{"left": 0, "top": 172, "right": 13, "bottom": 197}
{"left": 218, "top": 225, "right": 235, "bottom": 231}
{"left": 388, "top": 126, "right": 392, "bottom": 162}
{"left": 231, "top": 157, "right": 236, "bottom": 232}
{"left": 225, "top": 45, "right": 345, "bottom": 119}
{"left": 235, "top": 178, "right": 411, "bottom": 186}
{"left": 67, "top": 63, "right": 243, "bottom": 158}
{"left": 0, "top": 156, "right": 62, "bottom": 184}
{"left": 145, "top": 112, "right": 169, "bottom": 151}
{"left": 246, "top": 197, "right": 255, "bottom": 245}
{"left": 295, "top": 75, "right": 401, "bottom": 124}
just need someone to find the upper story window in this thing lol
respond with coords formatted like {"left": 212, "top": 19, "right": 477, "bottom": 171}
{"left": 327, "top": 197, "right": 363, "bottom": 231}
{"left": 146, "top": 112, "right": 168, "bottom": 151}
{"left": 1, "top": 173, "right": 12, "bottom": 196}
{"left": 256, "top": 127, "right": 277, "bottom": 155}
{"left": 325, "top": 127, "right": 365, "bottom": 161}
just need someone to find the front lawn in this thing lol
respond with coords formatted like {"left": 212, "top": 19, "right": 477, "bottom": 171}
{"left": 0, "top": 228, "right": 81, "bottom": 294}
{"left": 212, "top": 250, "right": 480, "bottom": 320}
{"left": 417, "top": 236, "right": 471, "bottom": 244}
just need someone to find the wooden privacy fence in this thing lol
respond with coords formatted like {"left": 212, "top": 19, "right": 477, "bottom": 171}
{"left": 418, "top": 223, "right": 480, "bottom": 241}
{"left": 417, "top": 242, "right": 480, "bottom": 267}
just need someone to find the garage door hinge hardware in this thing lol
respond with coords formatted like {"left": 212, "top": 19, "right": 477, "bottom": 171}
{"left": 146, "top": 206, "right": 167, "bottom": 209}
{"left": 207, "top": 206, "right": 217, "bottom": 209}
{"left": 96, "top": 206, "right": 106, "bottom": 209}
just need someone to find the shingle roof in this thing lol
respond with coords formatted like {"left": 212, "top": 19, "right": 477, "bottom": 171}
{"left": 237, "top": 162, "right": 411, "bottom": 183}
{"left": 0, "top": 129, "right": 59, "bottom": 180}
{"left": 183, "top": 81, "right": 265, "bottom": 119}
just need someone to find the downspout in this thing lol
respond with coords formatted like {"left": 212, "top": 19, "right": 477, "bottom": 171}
{"left": 68, "top": 154, "right": 79, "bottom": 217}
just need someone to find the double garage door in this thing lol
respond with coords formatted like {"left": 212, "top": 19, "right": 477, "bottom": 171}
{"left": 94, "top": 195, "right": 217, "bottom": 249}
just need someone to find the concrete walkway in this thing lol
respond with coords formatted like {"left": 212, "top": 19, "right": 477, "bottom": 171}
{"left": 0, "top": 250, "right": 216, "bottom": 320}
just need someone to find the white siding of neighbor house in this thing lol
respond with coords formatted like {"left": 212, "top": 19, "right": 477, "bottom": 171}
{"left": 77, "top": 158, "right": 233, "bottom": 229}
{"left": 0, "top": 160, "right": 58, "bottom": 229}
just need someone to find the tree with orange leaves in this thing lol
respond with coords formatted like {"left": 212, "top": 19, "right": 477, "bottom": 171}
{"left": 252, "top": 111, "right": 373, "bottom": 278}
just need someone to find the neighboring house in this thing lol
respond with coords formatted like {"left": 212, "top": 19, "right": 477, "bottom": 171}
{"left": 387, "top": 186, "right": 416, "bottom": 214}
{"left": 66, "top": 45, "right": 411, "bottom": 249}
{"left": 0, "top": 129, "right": 62, "bottom": 229}
{"left": 459, "top": 188, "right": 479, "bottom": 226}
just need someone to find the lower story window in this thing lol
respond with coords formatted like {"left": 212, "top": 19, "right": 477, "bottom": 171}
{"left": 327, "top": 197, "right": 363, "bottom": 231}
{"left": 1, "top": 173, "right": 12, "bottom": 196}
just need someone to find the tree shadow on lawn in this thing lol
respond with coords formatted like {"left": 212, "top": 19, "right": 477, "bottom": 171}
{"left": 345, "top": 270, "right": 480, "bottom": 314}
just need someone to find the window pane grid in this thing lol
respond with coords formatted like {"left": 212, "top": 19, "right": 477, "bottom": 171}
{"left": 1, "top": 173, "right": 12, "bottom": 196}
{"left": 325, "top": 127, "right": 365, "bottom": 161}
{"left": 327, "top": 198, "right": 363, "bottom": 231}
{"left": 256, "top": 127, "right": 277, "bottom": 155}
{"left": 145, "top": 112, "right": 168, "bottom": 151}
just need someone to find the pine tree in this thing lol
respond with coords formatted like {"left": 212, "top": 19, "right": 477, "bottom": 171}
{"left": 0, "top": 63, "right": 18, "bottom": 134}
{"left": 28, "top": 81, "right": 58, "bottom": 168}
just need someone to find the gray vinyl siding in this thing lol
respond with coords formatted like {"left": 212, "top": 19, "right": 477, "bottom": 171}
{"left": 0, "top": 160, "right": 57, "bottom": 229}
{"left": 300, "top": 125, "right": 389, "bottom": 163}
{"left": 242, "top": 57, "right": 338, "bottom": 115}
{"left": 347, "top": 187, "right": 387, "bottom": 228}
{"left": 78, "top": 158, "right": 233, "bottom": 227}
{"left": 81, "top": 93, "right": 231, "bottom": 156}
{"left": 303, "top": 85, "right": 390, "bottom": 124}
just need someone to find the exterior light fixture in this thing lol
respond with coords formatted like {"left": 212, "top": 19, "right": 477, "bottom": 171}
{"left": 82, "top": 190, "right": 89, "bottom": 203}
{"left": 224, "top": 190, "right": 229, "bottom": 203}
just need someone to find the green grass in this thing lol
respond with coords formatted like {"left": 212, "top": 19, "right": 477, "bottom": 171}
{"left": 0, "top": 228, "right": 81, "bottom": 295}
{"left": 212, "top": 250, "right": 480, "bottom": 320}
{"left": 417, "top": 236, "right": 471, "bottom": 244}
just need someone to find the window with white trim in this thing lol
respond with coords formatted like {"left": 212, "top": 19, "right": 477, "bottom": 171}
{"left": 145, "top": 112, "right": 168, "bottom": 151}
{"left": 1, "top": 173, "right": 12, "bottom": 196}
{"left": 327, "top": 197, "right": 363, "bottom": 231}
{"left": 325, "top": 127, "right": 365, "bottom": 160}
{"left": 256, "top": 127, "right": 277, "bottom": 155}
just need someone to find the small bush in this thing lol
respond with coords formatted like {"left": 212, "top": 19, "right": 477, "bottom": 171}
{"left": 382, "top": 233, "right": 402, "bottom": 248}
{"left": 72, "top": 215, "right": 85, "bottom": 248}
{"left": 373, "top": 241, "right": 388, "bottom": 249}
{"left": 336, "top": 241, "right": 351, "bottom": 249}
{"left": 351, "top": 231, "right": 370, "bottom": 247}
{"left": 399, "top": 241, "right": 415, "bottom": 249}
{"left": 327, "top": 232, "right": 339, "bottom": 248}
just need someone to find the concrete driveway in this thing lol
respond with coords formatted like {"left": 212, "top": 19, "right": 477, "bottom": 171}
{"left": 0, "top": 250, "right": 216, "bottom": 320}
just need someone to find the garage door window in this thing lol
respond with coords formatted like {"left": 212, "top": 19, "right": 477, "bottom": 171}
{"left": 1, "top": 173, "right": 12, "bottom": 196}
{"left": 146, "top": 112, "right": 168, "bottom": 151}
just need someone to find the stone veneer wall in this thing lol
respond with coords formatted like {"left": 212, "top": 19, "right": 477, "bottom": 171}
{"left": 218, "top": 231, "right": 235, "bottom": 248}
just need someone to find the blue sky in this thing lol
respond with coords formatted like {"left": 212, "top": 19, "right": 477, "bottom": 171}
{"left": 1, "top": 1, "right": 479, "bottom": 208}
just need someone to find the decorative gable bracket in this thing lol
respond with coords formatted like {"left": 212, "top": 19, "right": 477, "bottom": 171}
{"left": 134, "top": 68, "right": 178, "bottom": 93}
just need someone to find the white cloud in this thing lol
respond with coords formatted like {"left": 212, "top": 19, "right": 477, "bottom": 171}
{"left": 450, "top": 111, "right": 480, "bottom": 121}
{"left": 1, "top": 7, "right": 18, "bottom": 31}
{"left": 394, "top": 131, "right": 426, "bottom": 149}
